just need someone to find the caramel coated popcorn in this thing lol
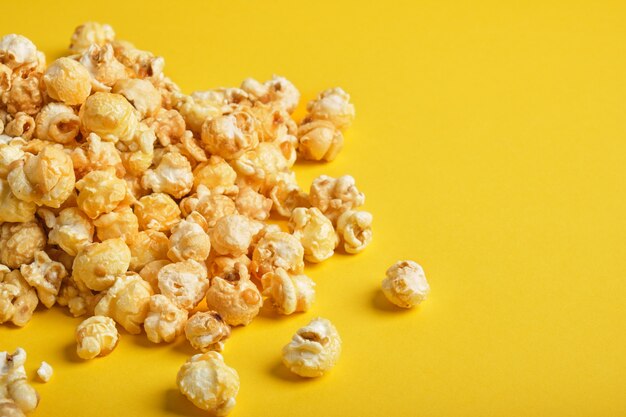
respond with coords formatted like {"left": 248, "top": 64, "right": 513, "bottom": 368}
{"left": 75, "top": 315, "right": 119, "bottom": 359}
{"left": 184, "top": 311, "right": 231, "bottom": 352}
{"left": 205, "top": 263, "right": 262, "bottom": 326}
{"left": 282, "top": 317, "right": 342, "bottom": 377}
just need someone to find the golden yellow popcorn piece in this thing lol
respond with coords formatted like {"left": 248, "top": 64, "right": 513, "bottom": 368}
{"left": 235, "top": 186, "right": 272, "bottom": 221}
{"left": 297, "top": 119, "right": 343, "bottom": 162}
{"left": 0, "top": 138, "right": 25, "bottom": 177}
{"left": 167, "top": 212, "right": 211, "bottom": 263}
{"left": 289, "top": 207, "right": 338, "bottom": 263}
{"left": 75, "top": 168, "right": 128, "bottom": 219}
{"left": 309, "top": 174, "right": 365, "bottom": 224}
{"left": 184, "top": 311, "right": 231, "bottom": 352}
{"left": 192, "top": 156, "right": 237, "bottom": 193}
{"left": 248, "top": 103, "right": 297, "bottom": 142}
{"left": 261, "top": 268, "right": 315, "bottom": 315}
{"left": 251, "top": 231, "right": 304, "bottom": 279}
{"left": 43, "top": 57, "right": 91, "bottom": 105}
{"left": 144, "top": 294, "right": 188, "bottom": 343}
{"left": 36, "top": 361, "right": 53, "bottom": 383}
{"left": 205, "top": 263, "right": 262, "bottom": 326}
{"left": 75, "top": 315, "right": 119, "bottom": 359}
{"left": 4, "top": 112, "right": 35, "bottom": 139}
{"left": 34, "top": 103, "right": 81, "bottom": 144}
{"left": 141, "top": 152, "right": 193, "bottom": 198}
{"left": 118, "top": 123, "right": 156, "bottom": 176}
{"left": 128, "top": 230, "right": 169, "bottom": 271}
{"left": 240, "top": 75, "right": 300, "bottom": 114}
{"left": 20, "top": 251, "right": 67, "bottom": 308}
{"left": 282, "top": 317, "right": 341, "bottom": 377}
{"left": 139, "top": 259, "right": 170, "bottom": 293}
{"left": 112, "top": 78, "right": 161, "bottom": 118}
{"left": 269, "top": 172, "right": 310, "bottom": 218}
{"left": 46, "top": 207, "right": 94, "bottom": 256}
{"left": 231, "top": 141, "right": 291, "bottom": 192}
{"left": 336, "top": 210, "right": 373, "bottom": 254}
{"left": 93, "top": 205, "right": 139, "bottom": 242}
{"left": 0, "top": 222, "right": 46, "bottom": 268}
{"left": 69, "top": 22, "right": 115, "bottom": 53}
{"left": 176, "top": 352, "right": 239, "bottom": 416}
{"left": 0, "top": 179, "right": 36, "bottom": 223}
{"left": 70, "top": 133, "right": 124, "bottom": 179}
{"left": 7, "top": 146, "right": 75, "bottom": 208}
{"left": 144, "top": 108, "right": 185, "bottom": 146}
{"left": 79, "top": 92, "right": 138, "bottom": 142}
{"left": 112, "top": 41, "right": 165, "bottom": 80}
{"left": 179, "top": 185, "right": 237, "bottom": 228}
{"left": 157, "top": 260, "right": 209, "bottom": 310}
{"left": 135, "top": 192, "right": 181, "bottom": 232}
{"left": 79, "top": 44, "right": 130, "bottom": 91}
{"left": 305, "top": 87, "right": 355, "bottom": 130}
{"left": 4, "top": 72, "right": 43, "bottom": 116}
{"left": 56, "top": 275, "right": 95, "bottom": 318}
{"left": 382, "top": 260, "right": 429, "bottom": 308}
{"left": 0, "top": 268, "right": 38, "bottom": 327}
{"left": 201, "top": 112, "right": 259, "bottom": 160}
{"left": 72, "top": 238, "right": 131, "bottom": 291}
{"left": 207, "top": 254, "right": 251, "bottom": 279}
{"left": 209, "top": 214, "right": 264, "bottom": 257}
{"left": 0, "top": 348, "right": 40, "bottom": 414}
{"left": 94, "top": 272, "right": 153, "bottom": 334}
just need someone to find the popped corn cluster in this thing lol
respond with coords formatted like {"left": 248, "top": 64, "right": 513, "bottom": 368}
{"left": 0, "top": 21, "right": 430, "bottom": 416}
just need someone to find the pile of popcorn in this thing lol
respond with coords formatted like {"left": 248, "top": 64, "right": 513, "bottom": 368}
{"left": 0, "top": 22, "right": 430, "bottom": 416}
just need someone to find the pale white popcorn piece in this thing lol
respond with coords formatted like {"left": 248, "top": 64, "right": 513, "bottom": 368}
{"left": 167, "top": 212, "right": 211, "bottom": 262}
{"left": 75, "top": 315, "right": 119, "bottom": 359}
{"left": 336, "top": 210, "right": 373, "bottom": 254}
{"left": 70, "top": 133, "right": 124, "bottom": 179}
{"left": 94, "top": 272, "right": 153, "bottom": 334}
{"left": 231, "top": 141, "right": 291, "bottom": 192}
{"left": 144, "top": 294, "right": 188, "bottom": 343}
{"left": 241, "top": 75, "right": 300, "bottom": 114}
{"left": 34, "top": 103, "right": 81, "bottom": 144}
{"left": 305, "top": 87, "right": 355, "bottom": 130}
{"left": 72, "top": 238, "right": 131, "bottom": 291}
{"left": 282, "top": 317, "right": 341, "bottom": 377}
{"left": 269, "top": 172, "right": 310, "bottom": 218}
{"left": 157, "top": 260, "right": 209, "bottom": 310}
{"left": 177, "top": 352, "right": 239, "bottom": 415}
{"left": 184, "top": 311, "right": 231, "bottom": 352}
{"left": 309, "top": 174, "right": 365, "bottom": 224}
{"left": 69, "top": 22, "right": 115, "bottom": 53}
{"left": 36, "top": 361, "right": 53, "bottom": 383}
{"left": 382, "top": 260, "right": 430, "bottom": 308}
{"left": 0, "top": 34, "right": 39, "bottom": 70}
{"left": 289, "top": 207, "right": 338, "bottom": 263}
{"left": 79, "top": 44, "right": 129, "bottom": 91}
{"left": 251, "top": 231, "right": 304, "bottom": 279}
{"left": 141, "top": 152, "right": 193, "bottom": 198}
{"left": 0, "top": 348, "right": 40, "bottom": 413}
{"left": 0, "top": 222, "right": 46, "bottom": 268}
{"left": 43, "top": 57, "right": 92, "bottom": 105}
{"left": 261, "top": 268, "right": 315, "bottom": 315}
{"left": 0, "top": 268, "right": 38, "bottom": 326}
{"left": 20, "top": 251, "right": 67, "bottom": 308}
{"left": 0, "top": 399, "right": 26, "bottom": 417}
{"left": 205, "top": 263, "right": 262, "bottom": 326}
{"left": 209, "top": 214, "right": 264, "bottom": 257}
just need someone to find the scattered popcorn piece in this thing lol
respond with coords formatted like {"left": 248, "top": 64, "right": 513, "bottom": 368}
{"left": 144, "top": 294, "right": 188, "bottom": 343}
{"left": 0, "top": 348, "right": 39, "bottom": 413}
{"left": 336, "top": 210, "right": 373, "bottom": 254}
{"left": 141, "top": 152, "right": 193, "bottom": 198}
{"left": 176, "top": 352, "right": 239, "bottom": 416}
{"left": 381, "top": 260, "right": 430, "bottom": 308}
{"left": 205, "top": 263, "right": 262, "bottom": 326}
{"left": 35, "top": 103, "right": 81, "bottom": 144}
{"left": 309, "top": 174, "right": 365, "bottom": 224}
{"left": 305, "top": 87, "right": 355, "bottom": 130}
{"left": 184, "top": 311, "right": 231, "bottom": 352}
{"left": 75, "top": 315, "right": 119, "bottom": 359}
{"left": 282, "top": 317, "right": 341, "bottom": 377}
{"left": 36, "top": 361, "right": 53, "bottom": 383}
{"left": 297, "top": 120, "right": 343, "bottom": 162}
{"left": 251, "top": 231, "right": 305, "bottom": 279}
{"left": 20, "top": 250, "right": 67, "bottom": 308}
{"left": 201, "top": 112, "right": 259, "bottom": 160}
{"left": 261, "top": 268, "right": 315, "bottom": 315}
{"left": 157, "top": 260, "right": 209, "bottom": 310}
{"left": 289, "top": 207, "right": 338, "bottom": 263}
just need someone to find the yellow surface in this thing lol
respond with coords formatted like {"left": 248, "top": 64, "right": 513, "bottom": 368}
{"left": 2, "top": 1, "right": 626, "bottom": 416}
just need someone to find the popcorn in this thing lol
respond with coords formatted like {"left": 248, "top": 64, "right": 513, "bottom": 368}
{"left": 0, "top": 179, "right": 36, "bottom": 223}
{"left": 261, "top": 268, "right": 315, "bottom": 315}
{"left": 309, "top": 174, "right": 365, "bottom": 224}
{"left": 336, "top": 210, "right": 373, "bottom": 254}
{"left": 127, "top": 230, "right": 169, "bottom": 271}
{"left": 192, "top": 156, "right": 237, "bottom": 193}
{"left": 305, "top": 87, "right": 355, "bottom": 130}
{"left": 72, "top": 238, "right": 131, "bottom": 291}
{"left": 43, "top": 57, "right": 92, "bottom": 105}
{"left": 282, "top": 317, "right": 341, "bottom": 377}
{"left": 35, "top": 103, "right": 81, "bottom": 144}
{"left": 157, "top": 260, "right": 209, "bottom": 310}
{"left": 69, "top": 22, "right": 115, "bottom": 53}
{"left": 93, "top": 205, "right": 139, "bottom": 242}
{"left": 0, "top": 34, "right": 40, "bottom": 70}
{"left": 79, "top": 44, "right": 130, "bottom": 91}
{"left": 20, "top": 250, "right": 67, "bottom": 308}
{"left": 235, "top": 186, "right": 272, "bottom": 221}
{"left": 36, "top": 361, "right": 53, "bottom": 383}
{"left": 184, "top": 311, "right": 231, "bottom": 352}
{"left": 382, "top": 260, "right": 429, "bottom": 308}
{"left": 112, "top": 78, "right": 161, "bottom": 118}
{"left": 141, "top": 152, "right": 193, "bottom": 198}
{"left": 176, "top": 352, "right": 239, "bottom": 416}
{"left": 4, "top": 112, "right": 35, "bottom": 139}
{"left": 241, "top": 75, "right": 300, "bottom": 114}
{"left": 0, "top": 268, "right": 38, "bottom": 326}
{"left": 167, "top": 212, "right": 211, "bottom": 263}
{"left": 144, "top": 108, "right": 185, "bottom": 146}
{"left": 46, "top": 207, "right": 94, "bottom": 256}
{"left": 179, "top": 185, "right": 237, "bottom": 228}
{"left": 0, "top": 348, "right": 40, "bottom": 413}
{"left": 135, "top": 192, "right": 181, "bottom": 232}
{"left": 251, "top": 231, "right": 305, "bottom": 279}
{"left": 289, "top": 207, "right": 337, "bottom": 263}
{"left": 209, "top": 214, "right": 264, "bottom": 257}
{"left": 75, "top": 168, "right": 128, "bottom": 219}
{"left": 144, "top": 294, "right": 188, "bottom": 343}
{"left": 75, "top": 315, "right": 119, "bottom": 359}
{"left": 0, "top": 222, "right": 46, "bottom": 269}
{"left": 4, "top": 72, "right": 44, "bottom": 115}
{"left": 70, "top": 133, "right": 124, "bottom": 178}
{"left": 79, "top": 92, "right": 138, "bottom": 142}
{"left": 297, "top": 119, "right": 343, "bottom": 162}
{"left": 200, "top": 112, "right": 259, "bottom": 160}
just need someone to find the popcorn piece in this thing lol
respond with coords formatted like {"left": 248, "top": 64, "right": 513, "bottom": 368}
{"left": 0, "top": 348, "right": 40, "bottom": 413}
{"left": 207, "top": 254, "right": 251, "bottom": 279}
{"left": 289, "top": 207, "right": 337, "bottom": 263}
{"left": 0, "top": 399, "right": 26, "bottom": 417}
{"left": 75, "top": 168, "right": 128, "bottom": 219}
{"left": 56, "top": 275, "right": 94, "bottom": 318}
{"left": 0, "top": 268, "right": 38, "bottom": 326}
{"left": 269, "top": 172, "right": 310, "bottom": 218}
{"left": 200, "top": 112, "right": 259, "bottom": 160}
{"left": 79, "top": 92, "right": 138, "bottom": 143}
{"left": 36, "top": 361, "right": 53, "bottom": 383}
{"left": 112, "top": 78, "right": 161, "bottom": 118}
{"left": 135, "top": 192, "right": 181, "bottom": 232}
{"left": 176, "top": 352, "right": 239, "bottom": 416}
{"left": 128, "top": 230, "right": 169, "bottom": 271}
{"left": 75, "top": 315, "right": 119, "bottom": 359}
{"left": 43, "top": 57, "right": 92, "bottom": 105}
{"left": 72, "top": 238, "right": 131, "bottom": 291}
{"left": 235, "top": 186, "right": 272, "bottom": 221}
{"left": 184, "top": 311, "right": 231, "bottom": 352}
{"left": 3, "top": 72, "right": 44, "bottom": 116}
{"left": 382, "top": 260, "right": 429, "bottom": 308}
{"left": 141, "top": 152, "right": 193, "bottom": 198}
{"left": 93, "top": 206, "right": 139, "bottom": 242}
{"left": 94, "top": 272, "right": 153, "bottom": 334}
{"left": 0, "top": 179, "right": 36, "bottom": 223}
{"left": 180, "top": 185, "right": 237, "bottom": 228}
{"left": 20, "top": 251, "right": 67, "bottom": 308}
{"left": 144, "top": 294, "right": 188, "bottom": 343}
{"left": 0, "top": 222, "right": 46, "bottom": 268}
{"left": 336, "top": 210, "right": 373, "bottom": 254}
{"left": 309, "top": 174, "right": 365, "bottom": 224}
{"left": 70, "top": 133, "right": 124, "bottom": 179}
{"left": 79, "top": 44, "right": 129, "bottom": 91}
{"left": 112, "top": 41, "right": 165, "bottom": 79}
{"left": 261, "top": 268, "right": 315, "bottom": 315}
{"left": 305, "top": 87, "right": 355, "bottom": 130}
{"left": 167, "top": 212, "right": 211, "bottom": 262}
{"left": 282, "top": 317, "right": 341, "bottom": 377}
{"left": 34, "top": 103, "right": 81, "bottom": 144}
{"left": 4, "top": 112, "right": 35, "bottom": 139}
{"left": 241, "top": 75, "right": 300, "bottom": 114}
{"left": 231, "top": 142, "right": 291, "bottom": 192}
{"left": 209, "top": 215, "right": 264, "bottom": 257}
{"left": 118, "top": 123, "right": 156, "bottom": 176}
{"left": 139, "top": 259, "right": 170, "bottom": 293}
{"left": 69, "top": 22, "right": 115, "bottom": 53}
{"left": 205, "top": 263, "right": 262, "bottom": 326}
{"left": 47, "top": 207, "right": 94, "bottom": 256}
{"left": 251, "top": 231, "right": 304, "bottom": 279}
{"left": 297, "top": 120, "right": 344, "bottom": 162}
{"left": 157, "top": 260, "right": 209, "bottom": 310}
{"left": 248, "top": 103, "right": 297, "bottom": 142}
{"left": 192, "top": 156, "right": 237, "bottom": 193}
{"left": 7, "top": 146, "right": 75, "bottom": 208}
{"left": 0, "top": 34, "right": 39, "bottom": 70}
{"left": 144, "top": 108, "right": 185, "bottom": 146}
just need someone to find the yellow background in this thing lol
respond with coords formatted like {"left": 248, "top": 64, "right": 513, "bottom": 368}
{"left": 2, "top": 1, "right": 626, "bottom": 416}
